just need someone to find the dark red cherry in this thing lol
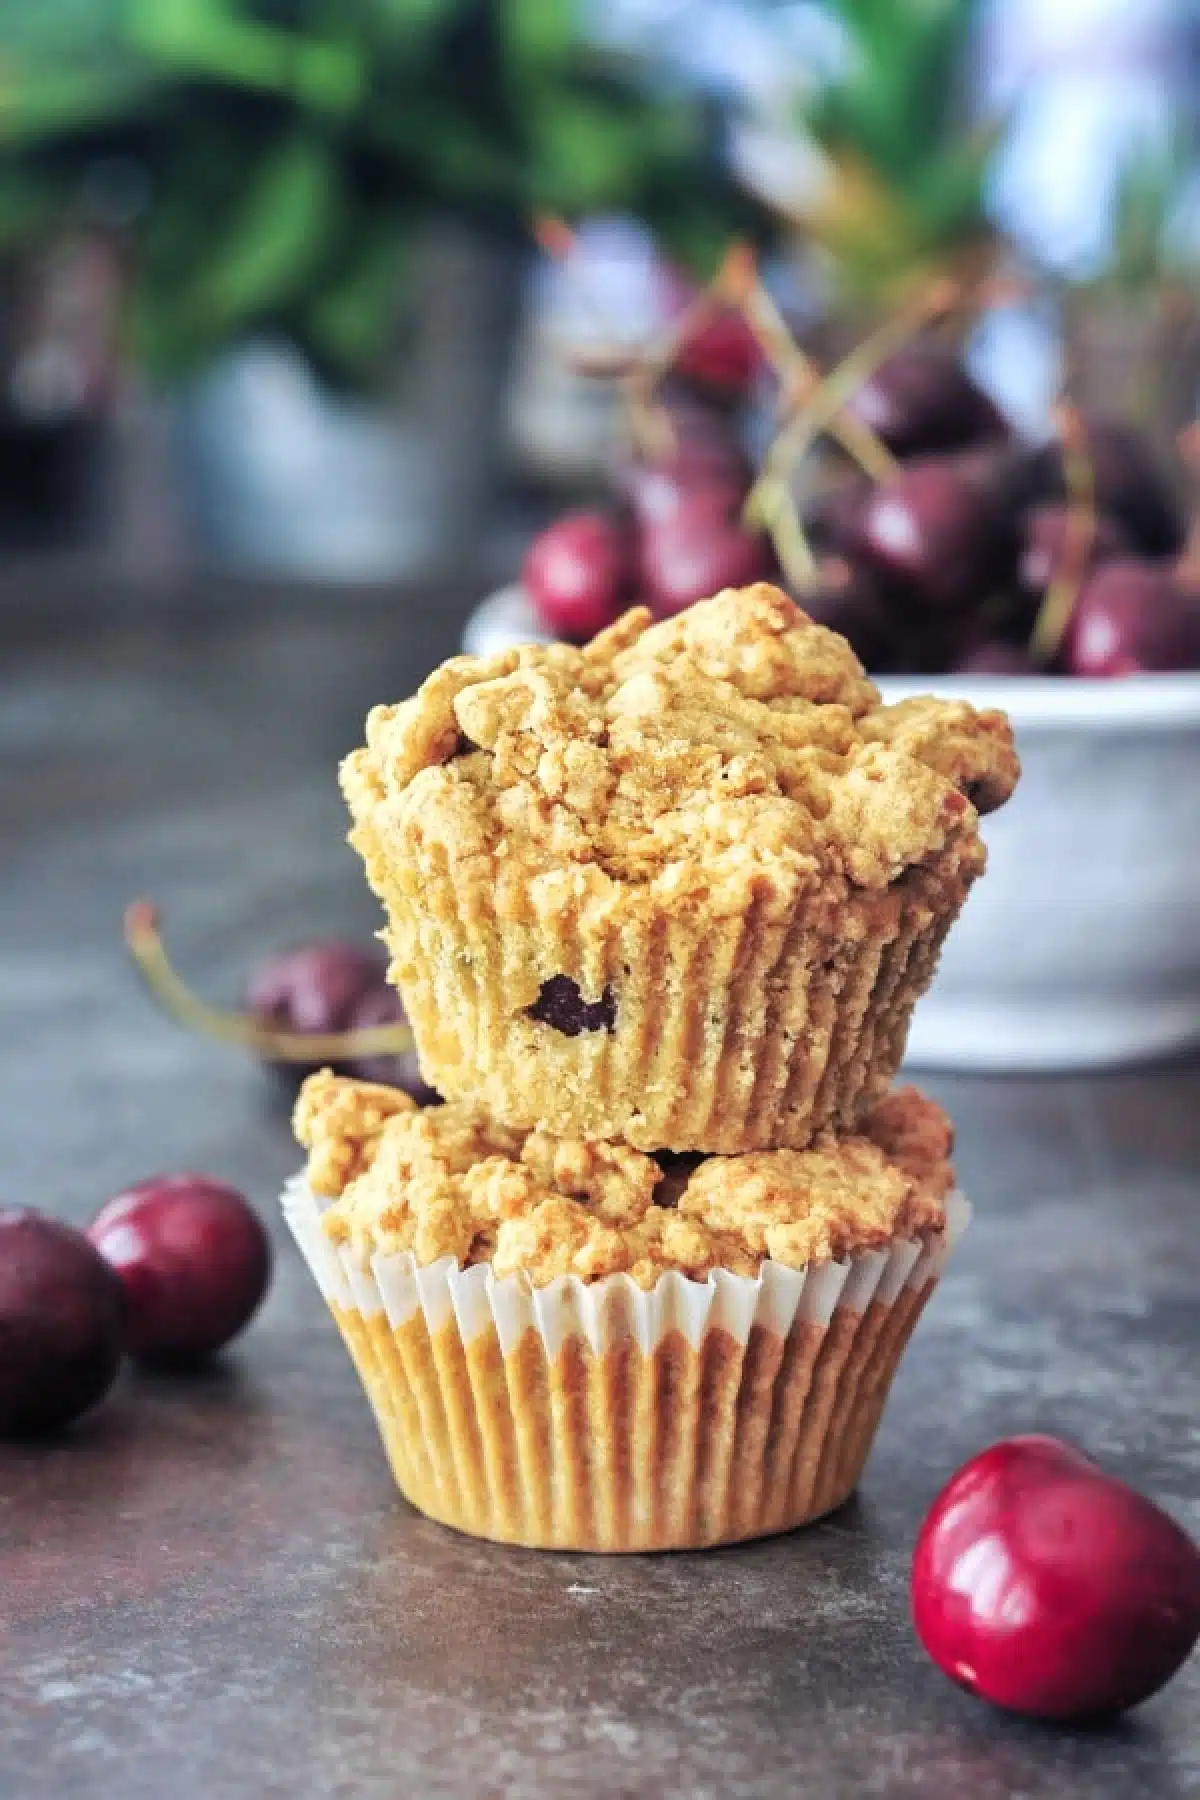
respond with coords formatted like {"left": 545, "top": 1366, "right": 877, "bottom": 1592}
{"left": 622, "top": 421, "right": 750, "bottom": 531}
{"left": 800, "top": 558, "right": 906, "bottom": 672}
{"left": 912, "top": 1435, "right": 1200, "bottom": 1719}
{"left": 803, "top": 478, "right": 872, "bottom": 559}
{"left": 660, "top": 268, "right": 762, "bottom": 396}
{"left": 1018, "top": 415, "right": 1185, "bottom": 559}
{"left": 522, "top": 510, "right": 634, "bottom": 641}
{"left": 1017, "top": 504, "right": 1129, "bottom": 600}
{"left": 1063, "top": 559, "right": 1200, "bottom": 676}
{"left": 847, "top": 341, "right": 1009, "bottom": 458}
{"left": 853, "top": 455, "right": 1008, "bottom": 613}
{"left": 88, "top": 1176, "right": 271, "bottom": 1363}
{"left": 674, "top": 307, "right": 761, "bottom": 397}
{"left": 640, "top": 503, "right": 774, "bottom": 618}
{"left": 246, "top": 941, "right": 387, "bottom": 1054}
{"left": 0, "top": 1211, "right": 125, "bottom": 1434}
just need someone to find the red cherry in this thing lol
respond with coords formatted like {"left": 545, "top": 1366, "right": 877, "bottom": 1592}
{"left": 912, "top": 1435, "right": 1200, "bottom": 1720}
{"left": 622, "top": 418, "right": 750, "bottom": 530}
{"left": 660, "top": 268, "right": 762, "bottom": 396}
{"left": 847, "top": 341, "right": 1009, "bottom": 458}
{"left": 0, "top": 1211, "right": 124, "bottom": 1434}
{"left": 1063, "top": 559, "right": 1200, "bottom": 676}
{"left": 88, "top": 1177, "right": 271, "bottom": 1363}
{"left": 640, "top": 503, "right": 774, "bottom": 618}
{"left": 1020, "top": 415, "right": 1185, "bottom": 559}
{"left": 800, "top": 558, "right": 905, "bottom": 672}
{"left": 522, "top": 510, "right": 634, "bottom": 641}
{"left": 247, "top": 941, "right": 386, "bottom": 1048}
{"left": 854, "top": 456, "right": 1009, "bottom": 614}
{"left": 1017, "top": 505, "right": 1129, "bottom": 601}
{"left": 803, "top": 479, "right": 872, "bottom": 559}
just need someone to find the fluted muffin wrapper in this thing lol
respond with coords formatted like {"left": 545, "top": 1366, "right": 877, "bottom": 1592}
{"left": 283, "top": 1177, "right": 969, "bottom": 1552}
{"left": 381, "top": 850, "right": 971, "bottom": 1153}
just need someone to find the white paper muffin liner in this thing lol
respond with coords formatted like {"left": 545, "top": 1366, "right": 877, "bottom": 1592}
{"left": 283, "top": 1176, "right": 969, "bottom": 1551}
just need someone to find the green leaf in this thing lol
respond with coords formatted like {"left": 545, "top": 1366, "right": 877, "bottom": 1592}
{"left": 0, "top": 64, "right": 161, "bottom": 145}
{"left": 301, "top": 219, "right": 410, "bottom": 387}
{"left": 134, "top": 126, "right": 342, "bottom": 376}
{"left": 127, "top": 0, "right": 362, "bottom": 115}
{"left": 502, "top": 0, "right": 577, "bottom": 73}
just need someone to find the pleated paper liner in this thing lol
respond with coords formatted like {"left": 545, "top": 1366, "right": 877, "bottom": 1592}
{"left": 284, "top": 1178, "right": 969, "bottom": 1552}
{"left": 369, "top": 845, "right": 977, "bottom": 1154}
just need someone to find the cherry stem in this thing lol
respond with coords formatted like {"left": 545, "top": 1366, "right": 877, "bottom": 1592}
{"left": 621, "top": 244, "right": 752, "bottom": 464}
{"left": 727, "top": 249, "right": 899, "bottom": 484}
{"left": 531, "top": 213, "right": 672, "bottom": 458}
{"left": 745, "top": 278, "right": 960, "bottom": 522}
{"left": 757, "top": 476, "right": 819, "bottom": 592}
{"left": 1030, "top": 402, "right": 1096, "bottom": 665}
{"left": 123, "top": 901, "right": 414, "bottom": 1062}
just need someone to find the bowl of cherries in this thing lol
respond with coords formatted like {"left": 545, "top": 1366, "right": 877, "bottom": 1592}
{"left": 467, "top": 294, "right": 1200, "bottom": 1073}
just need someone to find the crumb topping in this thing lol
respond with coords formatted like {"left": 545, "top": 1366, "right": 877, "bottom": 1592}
{"left": 295, "top": 1071, "right": 954, "bottom": 1288}
{"left": 341, "top": 585, "right": 1018, "bottom": 901}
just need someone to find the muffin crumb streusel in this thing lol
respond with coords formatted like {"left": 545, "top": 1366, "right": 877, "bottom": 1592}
{"left": 295, "top": 1070, "right": 954, "bottom": 1288}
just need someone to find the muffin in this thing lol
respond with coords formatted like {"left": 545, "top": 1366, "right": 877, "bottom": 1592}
{"left": 285, "top": 1069, "right": 965, "bottom": 1551}
{"left": 341, "top": 584, "right": 1017, "bottom": 1152}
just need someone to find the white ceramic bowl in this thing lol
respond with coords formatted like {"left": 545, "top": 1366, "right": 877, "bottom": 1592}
{"left": 464, "top": 589, "right": 1200, "bottom": 1072}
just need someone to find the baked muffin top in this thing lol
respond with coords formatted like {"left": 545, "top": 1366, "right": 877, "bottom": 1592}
{"left": 295, "top": 1071, "right": 954, "bottom": 1289}
{"left": 341, "top": 584, "right": 1018, "bottom": 901}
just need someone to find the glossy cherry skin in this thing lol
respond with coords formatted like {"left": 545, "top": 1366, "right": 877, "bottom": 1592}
{"left": 803, "top": 478, "right": 872, "bottom": 560}
{"left": 640, "top": 501, "right": 774, "bottom": 618}
{"left": 660, "top": 269, "right": 762, "bottom": 396}
{"left": 622, "top": 421, "right": 750, "bottom": 532}
{"left": 88, "top": 1177, "right": 271, "bottom": 1363}
{"left": 247, "top": 941, "right": 387, "bottom": 1045}
{"left": 1017, "top": 505, "right": 1129, "bottom": 601}
{"left": 1063, "top": 559, "right": 1200, "bottom": 676}
{"left": 848, "top": 341, "right": 1009, "bottom": 458}
{"left": 912, "top": 1435, "right": 1200, "bottom": 1720}
{"left": 1018, "top": 416, "right": 1185, "bottom": 559}
{"left": 853, "top": 456, "right": 1008, "bottom": 614}
{"left": 522, "top": 510, "right": 634, "bottom": 641}
{"left": 0, "top": 1210, "right": 125, "bottom": 1434}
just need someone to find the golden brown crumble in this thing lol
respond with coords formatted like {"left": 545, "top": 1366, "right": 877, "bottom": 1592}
{"left": 341, "top": 584, "right": 1018, "bottom": 901}
{"left": 295, "top": 1070, "right": 954, "bottom": 1288}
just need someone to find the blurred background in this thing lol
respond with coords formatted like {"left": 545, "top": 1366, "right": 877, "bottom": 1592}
{"left": 0, "top": 0, "right": 1196, "bottom": 596}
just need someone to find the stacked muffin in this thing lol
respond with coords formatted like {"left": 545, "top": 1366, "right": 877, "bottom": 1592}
{"left": 285, "top": 584, "right": 1019, "bottom": 1549}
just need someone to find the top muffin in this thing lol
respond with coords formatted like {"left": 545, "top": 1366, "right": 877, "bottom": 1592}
{"left": 341, "top": 585, "right": 1018, "bottom": 1152}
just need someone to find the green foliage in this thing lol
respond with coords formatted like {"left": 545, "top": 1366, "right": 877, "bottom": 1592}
{"left": 798, "top": 0, "right": 1000, "bottom": 301}
{"left": 0, "top": 0, "right": 761, "bottom": 386}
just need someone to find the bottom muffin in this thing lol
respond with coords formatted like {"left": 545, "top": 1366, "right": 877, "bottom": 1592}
{"left": 285, "top": 1072, "right": 966, "bottom": 1551}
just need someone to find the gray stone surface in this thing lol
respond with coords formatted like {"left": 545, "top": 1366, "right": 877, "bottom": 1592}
{"left": 1, "top": 595, "right": 1197, "bottom": 1799}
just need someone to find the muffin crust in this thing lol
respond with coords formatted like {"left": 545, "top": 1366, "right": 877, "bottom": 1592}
{"left": 343, "top": 584, "right": 1018, "bottom": 901}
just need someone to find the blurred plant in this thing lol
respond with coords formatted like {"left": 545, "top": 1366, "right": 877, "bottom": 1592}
{"left": 0, "top": 0, "right": 769, "bottom": 388}
{"left": 1063, "top": 125, "right": 1200, "bottom": 443}
{"left": 789, "top": 0, "right": 1003, "bottom": 308}
{"left": 1101, "top": 127, "right": 1200, "bottom": 297}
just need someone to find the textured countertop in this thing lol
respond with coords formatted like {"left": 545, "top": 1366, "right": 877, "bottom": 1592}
{"left": 2, "top": 590, "right": 1197, "bottom": 1800}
